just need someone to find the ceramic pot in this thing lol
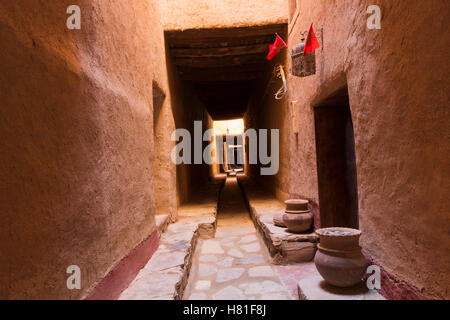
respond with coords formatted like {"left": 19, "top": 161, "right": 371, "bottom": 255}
{"left": 283, "top": 212, "right": 313, "bottom": 233}
{"left": 284, "top": 199, "right": 309, "bottom": 213}
{"left": 273, "top": 210, "right": 287, "bottom": 227}
{"left": 314, "top": 227, "right": 367, "bottom": 287}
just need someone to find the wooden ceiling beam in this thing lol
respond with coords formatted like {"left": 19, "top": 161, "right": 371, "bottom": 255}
{"left": 177, "top": 64, "right": 266, "bottom": 74}
{"left": 180, "top": 72, "right": 263, "bottom": 82}
{"left": 177, "top": 64, "right": 266, "bottom": 82}
{"left": 168, "top": 35, "right": 276, "bottom": 49}
{"left": 173, "top": 53, "right": 267, "bottom": 68}
{"left": 170, "top": 43, "right": 268, "bottom": 58}
{"left": 164, "top": 24, "right": 287, "bottom": 120}
{"left": 178, "top": 67, "right": 265, "bottom": 81}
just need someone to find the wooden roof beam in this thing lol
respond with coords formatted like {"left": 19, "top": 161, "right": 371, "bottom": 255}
{"left": 170, "top": 43, "right": 268, "bottom": 58}
{"left": 173, "top": 53, "right": 267, "bottom": 68}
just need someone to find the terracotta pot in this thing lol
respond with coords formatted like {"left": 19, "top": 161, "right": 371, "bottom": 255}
{"left": 284, "top": 199, "right": 309, "bottom": 213}
{"left": 283, "top": 212, "right": 313, "bottom": 233}
{"left": 314, "top": 227, "right": 367, "bottom": 287}
{"left": 273, "top": 210, "right": 286, "bottom": 227}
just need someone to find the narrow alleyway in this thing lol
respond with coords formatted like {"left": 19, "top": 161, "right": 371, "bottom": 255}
{"left": 1, "top": 0, "right": 447, "bottom": 302}
{"left": 184, "top": 177, "right": 292, "bottom": 300}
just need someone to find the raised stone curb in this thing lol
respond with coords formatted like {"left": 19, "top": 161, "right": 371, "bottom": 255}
{"left": 237, "top": 178, "right": 319, "bottom": 264}
{"left": 119, "top": 181, "right": 223, "bottom": 300}
{"left": 156, "top": 214, "right": 171, "bottom": 238}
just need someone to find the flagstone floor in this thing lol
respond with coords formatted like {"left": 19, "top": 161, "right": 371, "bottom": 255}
{"left": 183, "top": 177, "right": 293, "bottom": 300}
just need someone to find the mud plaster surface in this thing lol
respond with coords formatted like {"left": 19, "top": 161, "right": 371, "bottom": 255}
{"left": 245, "top": 0, "right": 450, "bottom": 299}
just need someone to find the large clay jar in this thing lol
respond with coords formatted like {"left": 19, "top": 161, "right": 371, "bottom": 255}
{"left": 314, "top": 227, "right": 367, "bottom": 287}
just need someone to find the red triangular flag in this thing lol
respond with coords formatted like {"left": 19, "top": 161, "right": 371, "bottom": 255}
{"left": 304, "top": 23, "right": 320, "bottom": 55}
{"left": 267, "top": 34, "right": 288, "bottom": 60}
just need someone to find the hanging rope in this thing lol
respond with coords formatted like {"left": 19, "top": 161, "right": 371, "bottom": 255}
{"left": 261, "top": 64, "right": 288, "bottom": 102}
{"left": 275, "top": 65, "right": 287, "bottom": 100}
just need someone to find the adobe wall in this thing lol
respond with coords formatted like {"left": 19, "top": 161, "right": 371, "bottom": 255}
{"left": 254, "top": 0, "right": 449, "bottom": 299}
{"left": 160, "top": 0, "right": 288, "bottom": 31}
{"left": 0, "top": 0, "right": 175, "bottom": 299}
{"left": 244, "top": 44, "right": 290, "bottom": 202}
{"left": 165, "top": 41, "right": 214, "bottom": 205}
{"left": 153, "top": 86, "right": 178, "bottom": 220}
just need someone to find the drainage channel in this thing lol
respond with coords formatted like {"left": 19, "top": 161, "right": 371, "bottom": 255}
{"left": 183, "top": 176, "right": 293, "bottom": 300}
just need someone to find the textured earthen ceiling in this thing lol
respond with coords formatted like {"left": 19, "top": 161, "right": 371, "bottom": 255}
{"left": 166, "top": 23, "right": 287, "bottom": 120}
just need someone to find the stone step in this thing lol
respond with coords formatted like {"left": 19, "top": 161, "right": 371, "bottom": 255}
{"left": 118, "top": 181, "right": 223, "bottom": 300}
{"left": 237, "top": 177, "right": 319, "bottom": 264}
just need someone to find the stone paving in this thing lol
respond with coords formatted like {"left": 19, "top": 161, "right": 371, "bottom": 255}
{"left": 118, "top": 175, "right": 384, "bottom": 300}
{"left": 183, "top": 176, "right": 293, "bottom": 300}
{"left": 238, "top": 176, "right": 319, "bottom": 264}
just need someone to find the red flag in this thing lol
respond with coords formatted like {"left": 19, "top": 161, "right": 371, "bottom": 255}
{"left": 267, "top": 34, "right": 288, "bottom": 60}
{"left": 304, "top": 23, "right": 320, "bottom": 54}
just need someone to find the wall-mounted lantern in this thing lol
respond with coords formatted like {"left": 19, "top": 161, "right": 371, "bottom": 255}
{"left": 291, "top": 26, "right": 323, "bottom": 78}
{"left": 291, "top": 49, "right": 316, "bottom": 77}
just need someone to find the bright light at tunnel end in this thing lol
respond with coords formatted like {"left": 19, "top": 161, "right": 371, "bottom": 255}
{"left": 213, "top": 119, "right": 244, "bottom": 136}
{"left": 171, "top": 120, "right": 280, "bottom": 176}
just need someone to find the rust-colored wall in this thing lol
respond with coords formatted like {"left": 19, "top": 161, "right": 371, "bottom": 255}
{"left": 0, "top": 0, "right": 175, "bottom": 299}
{"left": 252, "top": 0, "right": 449, "bottom": 299}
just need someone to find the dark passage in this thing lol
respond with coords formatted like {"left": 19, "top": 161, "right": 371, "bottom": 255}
{"left": 314, "top": 88, "right": 359, "bottom": 228}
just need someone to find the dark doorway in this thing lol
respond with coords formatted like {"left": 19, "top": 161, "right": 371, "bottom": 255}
{"left": 314, "top": 87, "right": 359, "bottom": 228}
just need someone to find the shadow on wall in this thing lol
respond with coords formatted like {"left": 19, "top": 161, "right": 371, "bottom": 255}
{"left": 164, "top": 34, "right": 214, "bottom": 205}
{"left": 152, "top": 81, "right": 169, "bottom": 217}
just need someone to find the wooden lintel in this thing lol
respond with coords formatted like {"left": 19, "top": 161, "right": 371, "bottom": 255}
{"left": 170, "top": 44, "right": 268, "bottom": 58}
{"left": 173, "top": 53, "right": 267, "bottom": 68}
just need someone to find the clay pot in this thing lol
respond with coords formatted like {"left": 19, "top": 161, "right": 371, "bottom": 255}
{"left": 283, "top": 212, "right": 313, "bottom": 233}
{"left": 284, "top": 199, "right": 309, "bottom": 213}
{"left": 273, "top": 210, "right": 287, "bottom": 227}
{"left": 314, "top": 227, "right": 367, "bottom": 288}
{"left": 274, "top": 199, "right": 313, "bottom": 231}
